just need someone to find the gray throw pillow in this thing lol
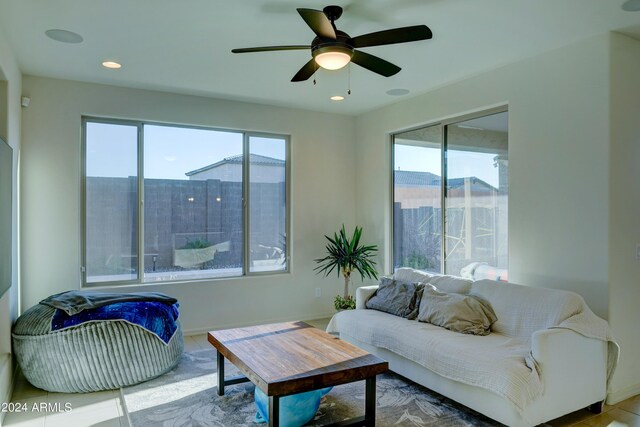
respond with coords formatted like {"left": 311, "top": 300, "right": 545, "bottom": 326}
{"left": 417, "top": 285, "right": 498, "bottom": 335}
{"left": 427, "top": 275, "right": 473, "bottom": 294}
{"left": 366, "top": 277, "right": 423, "bottom": 319}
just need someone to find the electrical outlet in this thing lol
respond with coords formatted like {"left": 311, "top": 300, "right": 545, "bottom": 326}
{"left": 315, "top": 288, "right": 322, "bottom": 298}
{"left": 636, "top": 243, "right": 640, "bottom": 261}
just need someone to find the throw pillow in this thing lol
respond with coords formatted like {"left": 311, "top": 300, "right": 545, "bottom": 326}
{"left": 393, "top": 267, "right": 433, "bottom": 285}
{"left": 417, "top": 285, "right": 498, "bottom": 335}
{"left": 427, "top": 275, "right": 473, "bottom": 294}
{"left": 366, "top": 277, "right": 423, "bottom": 319}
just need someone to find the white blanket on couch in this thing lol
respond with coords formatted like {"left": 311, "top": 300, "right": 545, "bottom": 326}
{"left": 327, "top": 286, "right": 618, "bottom": 414}
{"left": 327, "top": 310, "right": 541, "bottom": 413}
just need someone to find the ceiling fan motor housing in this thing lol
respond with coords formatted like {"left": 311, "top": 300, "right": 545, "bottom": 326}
{"left": 311, "top": 31, "right": 354, "bottom": 61}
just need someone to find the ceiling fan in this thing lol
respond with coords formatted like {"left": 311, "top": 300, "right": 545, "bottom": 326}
{"left": 231, "top": 5, "right": 433, "bottom": 82}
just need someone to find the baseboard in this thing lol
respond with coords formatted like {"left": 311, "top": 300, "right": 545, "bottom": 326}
{"left": 607, "top": 383, "right": 640, "bottom": 405}
{"left": 182, "top": 311, "right": 336, "bottom": 336}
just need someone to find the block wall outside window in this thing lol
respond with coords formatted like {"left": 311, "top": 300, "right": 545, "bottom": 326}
{"left": 84, "top": 122, "right": 139, "bottom": 282}
{"left": 82, "top": 119, "right": 289, "bottom": 286}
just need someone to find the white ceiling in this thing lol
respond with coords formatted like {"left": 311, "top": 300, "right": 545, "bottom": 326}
{"left": 1, "top": 0, "right": 639, "bottom": 116}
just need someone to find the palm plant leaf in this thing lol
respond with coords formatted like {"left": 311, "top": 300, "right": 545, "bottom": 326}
{"left": 314, "top": 224, "right": 379, "bottom": 281}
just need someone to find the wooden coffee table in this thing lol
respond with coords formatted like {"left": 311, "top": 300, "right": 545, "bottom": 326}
{"left": 208, "top": 321, "right": 388, "bottom": 427}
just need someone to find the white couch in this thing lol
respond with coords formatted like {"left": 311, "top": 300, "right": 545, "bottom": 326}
{"left": 327, "top": 269, "right": 618, "bottom": 427}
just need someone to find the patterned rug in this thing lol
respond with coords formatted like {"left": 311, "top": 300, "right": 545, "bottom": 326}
{"left": 122, "top": 349, "right": 501, "bottom": 426}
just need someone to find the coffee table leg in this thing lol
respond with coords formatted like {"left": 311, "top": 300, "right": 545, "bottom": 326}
{"left": 217, "top": 350, "right": 225, "bottom": 396}
{"left": 269, "top": 396, "right": 280, "bottom": 427}
{"left": 364, "top": 376, "right": 376, "bottom": 426}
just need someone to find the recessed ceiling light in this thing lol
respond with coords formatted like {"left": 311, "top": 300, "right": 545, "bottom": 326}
{"left": 622, "top": 0, "right": 640, "bottom": 10}
{"left": 330, "top": 95, "right": 345, "bottom": 101}
{"left": 386, "top": 88, "right": 410, "bottom": 96}
{"left": 102, "top": 61, "right": 122, "bottom": 69}
{"left": 45, "top": 29, "right": 83, "bottom": 44}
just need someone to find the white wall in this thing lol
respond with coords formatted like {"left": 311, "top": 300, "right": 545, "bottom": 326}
{"left": 354, "top": 33, "right": 640, "bottom": 397}
{"left": 608, "top": 32, "right": 640, "bottom": 403}
{"left": 20, "top": 76, "right": 356, "bottom": 333}
{"left": 0, "top": 24, "right": 22, "bottom": 425}
{"left": 355, "top": 34, "right": 610, "bottom": 316}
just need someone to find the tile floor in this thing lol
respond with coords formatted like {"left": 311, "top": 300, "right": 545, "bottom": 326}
{"left": 2, "top": 318, "right": 639, "bottom": 427}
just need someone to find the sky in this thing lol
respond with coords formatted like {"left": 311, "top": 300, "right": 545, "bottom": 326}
{"left": 394, "top": 144, "right": 501, "bottom": 188}
{"left": 86, "top": 122, "right": 285, "bottom": 180}
{"left": 86, "top": 121, "right": 501, "bottom": 187}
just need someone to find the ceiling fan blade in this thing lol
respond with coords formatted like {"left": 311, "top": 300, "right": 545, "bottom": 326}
{"left": 350, "top": 25, "right": 432, "bottom": 48}
{"left": 232, "top": 45, "right": 310, "bottom": 53}
{"left": 291, "top": 58, "right": 318, "bottom": 82}
{"left": 351, "top": 50, "right": 401, "bottom": 77}
{"left": 297, "top": 8, "right": 337, "bottom": 40}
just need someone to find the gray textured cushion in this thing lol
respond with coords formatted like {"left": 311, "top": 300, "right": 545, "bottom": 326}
{"left": 12, "top": 303, "right": 183, "bottom": 393}
{"left": 417, "top": 285, "right": 498, "bottom": 335}
{"left": 366, "top": 277, "right": 423, "bottom": 319}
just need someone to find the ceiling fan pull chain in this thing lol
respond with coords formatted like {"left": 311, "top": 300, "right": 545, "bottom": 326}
{"left": 348, "top": 63, "right": 352, "bottom": 95}
{"left": 313, "top": 62, "right": 318, "bottom": 85}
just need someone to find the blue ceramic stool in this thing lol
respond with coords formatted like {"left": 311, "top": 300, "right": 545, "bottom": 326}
{"left": 254, "top": 386, "right": 332, "bottom": 426}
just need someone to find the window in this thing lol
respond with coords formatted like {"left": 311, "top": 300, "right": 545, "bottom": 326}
{"left": 82, "top": 119, "right": 289, "bottom": 285}
{"left": 393, "top": 110, "right": 508, "bottom": 279}
{"left": 393, "top": 124, "right": 443, "bottom": 273}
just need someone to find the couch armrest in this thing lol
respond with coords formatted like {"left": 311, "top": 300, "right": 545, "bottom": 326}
{"left": 530, "top": 328, "right": 607, "bottom": 411}
{"left": 355, "top": 285, "right": 379, "bottom": 309}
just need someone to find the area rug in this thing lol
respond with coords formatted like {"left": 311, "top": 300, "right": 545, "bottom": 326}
{"left": 122, "top": 349, "right": 501, "bottom": 427}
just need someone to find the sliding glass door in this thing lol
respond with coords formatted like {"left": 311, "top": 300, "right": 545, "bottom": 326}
{"left": 444, "top": 113, "right": 508, "bottom": 278}
{"left": 392, "top": 110, "right": 508, "bottom": 279}
{"left": 393, "top": 124, "right": 443, "bottom": 273}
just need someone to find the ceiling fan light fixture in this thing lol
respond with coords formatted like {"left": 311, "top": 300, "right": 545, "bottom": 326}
{"left": 314, "top": 46, "right": 353, "bottom": 70}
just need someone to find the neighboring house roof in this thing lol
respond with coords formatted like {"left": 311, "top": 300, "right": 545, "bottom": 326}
{"left": 394, "top": 170, "right": 440, "bottom": 187}
{"left": 394, "top": 170, "right": 497, "bottom": 191}
{"left": 186, "top": 154, "right": 285, "bottom": 176}
{"left": 448, "top": 177, "right": 496, "bottom": 192}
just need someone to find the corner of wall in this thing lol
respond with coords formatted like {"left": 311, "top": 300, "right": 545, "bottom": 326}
{"left": 607, "top": 30, "right": 640, "bottom": 402}
{"left": 0, "top": 22, "right": 24, "bottom": 419}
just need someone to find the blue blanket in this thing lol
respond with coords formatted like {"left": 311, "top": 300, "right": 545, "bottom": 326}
{"left": 51, "top": 301, "right": 180, "bottom": 345}
{"left": 41, "top": 291, "right": 178, "bottom": 316}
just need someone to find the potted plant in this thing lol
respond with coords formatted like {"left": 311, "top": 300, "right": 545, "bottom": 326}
{"left": 314, "top": 225, "right": 378, "bottom": 310}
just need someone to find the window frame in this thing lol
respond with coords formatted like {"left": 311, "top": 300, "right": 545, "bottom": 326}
{"left": 81, "top": 116, "right": 291, "bottom": 287}
{"left": 390, "top": 106, "right": 508, "bottom": 275}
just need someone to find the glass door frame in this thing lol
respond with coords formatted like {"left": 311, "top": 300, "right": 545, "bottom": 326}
{"left": 390, "top": 105, "right": 508, "bottom": 275}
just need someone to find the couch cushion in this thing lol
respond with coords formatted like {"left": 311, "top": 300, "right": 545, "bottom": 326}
{"left": 471, "top": 279, "right": 586, "bottom": 341}
{"left": 393, "top": 267, "right": 433, "bottom": 284}
{"left": 427, "top": 275, "right": 473, "bottom": 294}
{"left": 365, "top": 277, "right": 423, "bottom": 319}
{"left": 417, "top": 286, "right": 497, "bottom": 335}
